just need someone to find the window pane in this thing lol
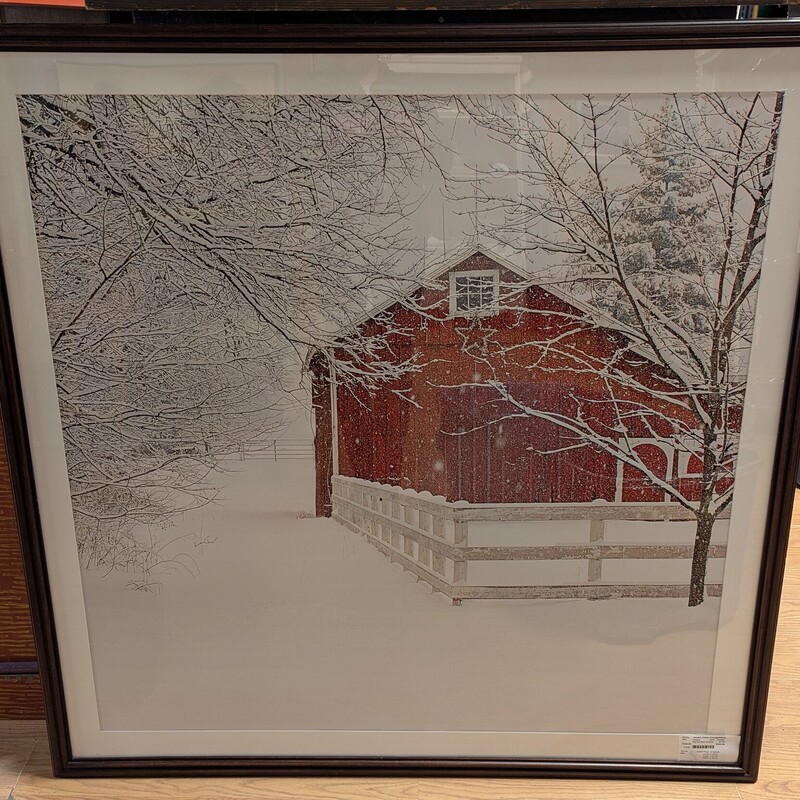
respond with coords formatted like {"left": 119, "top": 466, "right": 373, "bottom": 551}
{"left": 453, "top": 273, "right": 496, "bottom": 312}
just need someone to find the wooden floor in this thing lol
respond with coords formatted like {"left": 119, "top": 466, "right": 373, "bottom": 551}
{"left": 2, "top": 499, "right": 799, "bottom": 800}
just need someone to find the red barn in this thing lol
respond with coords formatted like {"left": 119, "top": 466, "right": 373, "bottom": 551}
{"left": 310, "top": 250, "right": 714, "bottom": 518}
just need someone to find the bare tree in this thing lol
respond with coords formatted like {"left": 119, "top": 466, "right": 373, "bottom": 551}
{"left": 18, "top": 93, "right": 436, "bottom": 574}
{"left": 457, "top": 92, "right": 783, "bottom": 606}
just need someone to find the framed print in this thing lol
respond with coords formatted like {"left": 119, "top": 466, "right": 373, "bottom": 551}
{"left": 1, "top": 19, "right": 800, "bottom": 781}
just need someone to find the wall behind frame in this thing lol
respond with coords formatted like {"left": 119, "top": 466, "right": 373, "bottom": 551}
{"left": 0, "top": 413, "right": 44, "bottom": 720}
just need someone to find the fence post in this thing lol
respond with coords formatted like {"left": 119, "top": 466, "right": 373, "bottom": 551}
{"left": 431, "top": 497, "right": 447, "bottom": 576}
{"left": 452, "top": 511, "right": 468, "bottom": 605}
{"left": 403, "top": 493, "right": 416, "bottom": 560}
{"left": 417, "top": 504, "right": 432, "bottom": 569}
{"left": 390, "top": 489, "right": 402, "bottom": 550}
{"left": 588, "top": 518, "right": 604, "bottom": 582}
{"left": 364, "top": 489, "right": 374, "bottom": 537}
{"left": 379, "top": 489, "right": 390, "bottom": 543}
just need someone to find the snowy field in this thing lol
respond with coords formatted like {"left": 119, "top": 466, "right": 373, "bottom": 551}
{"left": 81, "top": 459, "right": 723, "bottom": 734}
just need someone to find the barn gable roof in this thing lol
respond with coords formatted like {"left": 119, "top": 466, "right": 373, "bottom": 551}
{"left": 427, "top": 247, "right": 633, "bottom": 341}
{"left": 424, "top": 245, "right": 530, "bottom": 283}
{"left": 348, "top": 245, "right": 656, "bottom": 360}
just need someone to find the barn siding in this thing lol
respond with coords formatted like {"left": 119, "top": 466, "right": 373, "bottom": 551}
{"left": 315, "top": 253, "right": 720, "bottom": 511}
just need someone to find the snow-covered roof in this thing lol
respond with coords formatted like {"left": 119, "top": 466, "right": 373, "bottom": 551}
{"left": 422, "top": 242, "right": 529, "bottom": 283}
{"left": 340, "top": 244, "right": 533, "bottom": 331}
{"left": 350, "top": 245, "right": 655, "bottom": 358}
{"left": 306, "top": 244, "right": 670, "bottom": 376}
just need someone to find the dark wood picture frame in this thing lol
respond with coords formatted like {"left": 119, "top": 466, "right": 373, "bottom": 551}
{"left": 1, "top": 17, "right": 800, "bottom": 782}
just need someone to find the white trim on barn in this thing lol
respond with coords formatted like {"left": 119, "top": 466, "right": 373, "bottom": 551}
{"left": 448, "top": 268, "right": 501, "bottom": 316}
{"left": 329, "top": 349, "right": 340, "bottom": 476}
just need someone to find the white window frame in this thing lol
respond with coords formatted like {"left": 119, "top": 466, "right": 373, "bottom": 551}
{"left": 449, "top": 269, "right": 500, "bottom": 317}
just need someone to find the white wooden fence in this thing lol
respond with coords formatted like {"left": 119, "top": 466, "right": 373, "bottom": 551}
{"left": 238, "top": 439, "right": 314, "bottom": 461}
{"left": 331, "top": 475, "right": 728, "bottom": 604}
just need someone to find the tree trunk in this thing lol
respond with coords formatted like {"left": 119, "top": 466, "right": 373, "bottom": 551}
{"left": 689, "top": 511, "right": 715, "bottom": 607}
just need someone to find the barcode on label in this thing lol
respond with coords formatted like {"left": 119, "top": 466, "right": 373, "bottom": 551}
{"left": 678, "top": 735, "right": 739, "bottom": 763}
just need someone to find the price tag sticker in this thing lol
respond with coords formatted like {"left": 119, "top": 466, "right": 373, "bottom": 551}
{"left": 678, "top": 735, "right": 739, "bottom": 763}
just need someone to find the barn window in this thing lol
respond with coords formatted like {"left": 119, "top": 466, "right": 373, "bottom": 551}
{"left": 449, "top": 270, "right": 500, "bottom": 316}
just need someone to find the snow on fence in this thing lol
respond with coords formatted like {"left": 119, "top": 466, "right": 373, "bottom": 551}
{"left": 331, "top": 475, "right": 728, "bottom": 604}
{"left": 238, "top": 439, "right": 314, "bottom": 461}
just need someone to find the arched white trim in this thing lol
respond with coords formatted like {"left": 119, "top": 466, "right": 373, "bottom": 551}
{"left": 677, "top": 449, "right": 705, "bottom": 477}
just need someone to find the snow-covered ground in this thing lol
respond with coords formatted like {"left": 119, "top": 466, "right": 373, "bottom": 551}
{"left": 81, "top": 458, "right": 722, "bottom": 734}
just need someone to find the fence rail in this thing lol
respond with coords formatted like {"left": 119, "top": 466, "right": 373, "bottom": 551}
{"left": 238, "top": 439, "right": 314, "bottom": 461}
{"left": 331, "top": 475, "right": 727, "bottom": 604}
